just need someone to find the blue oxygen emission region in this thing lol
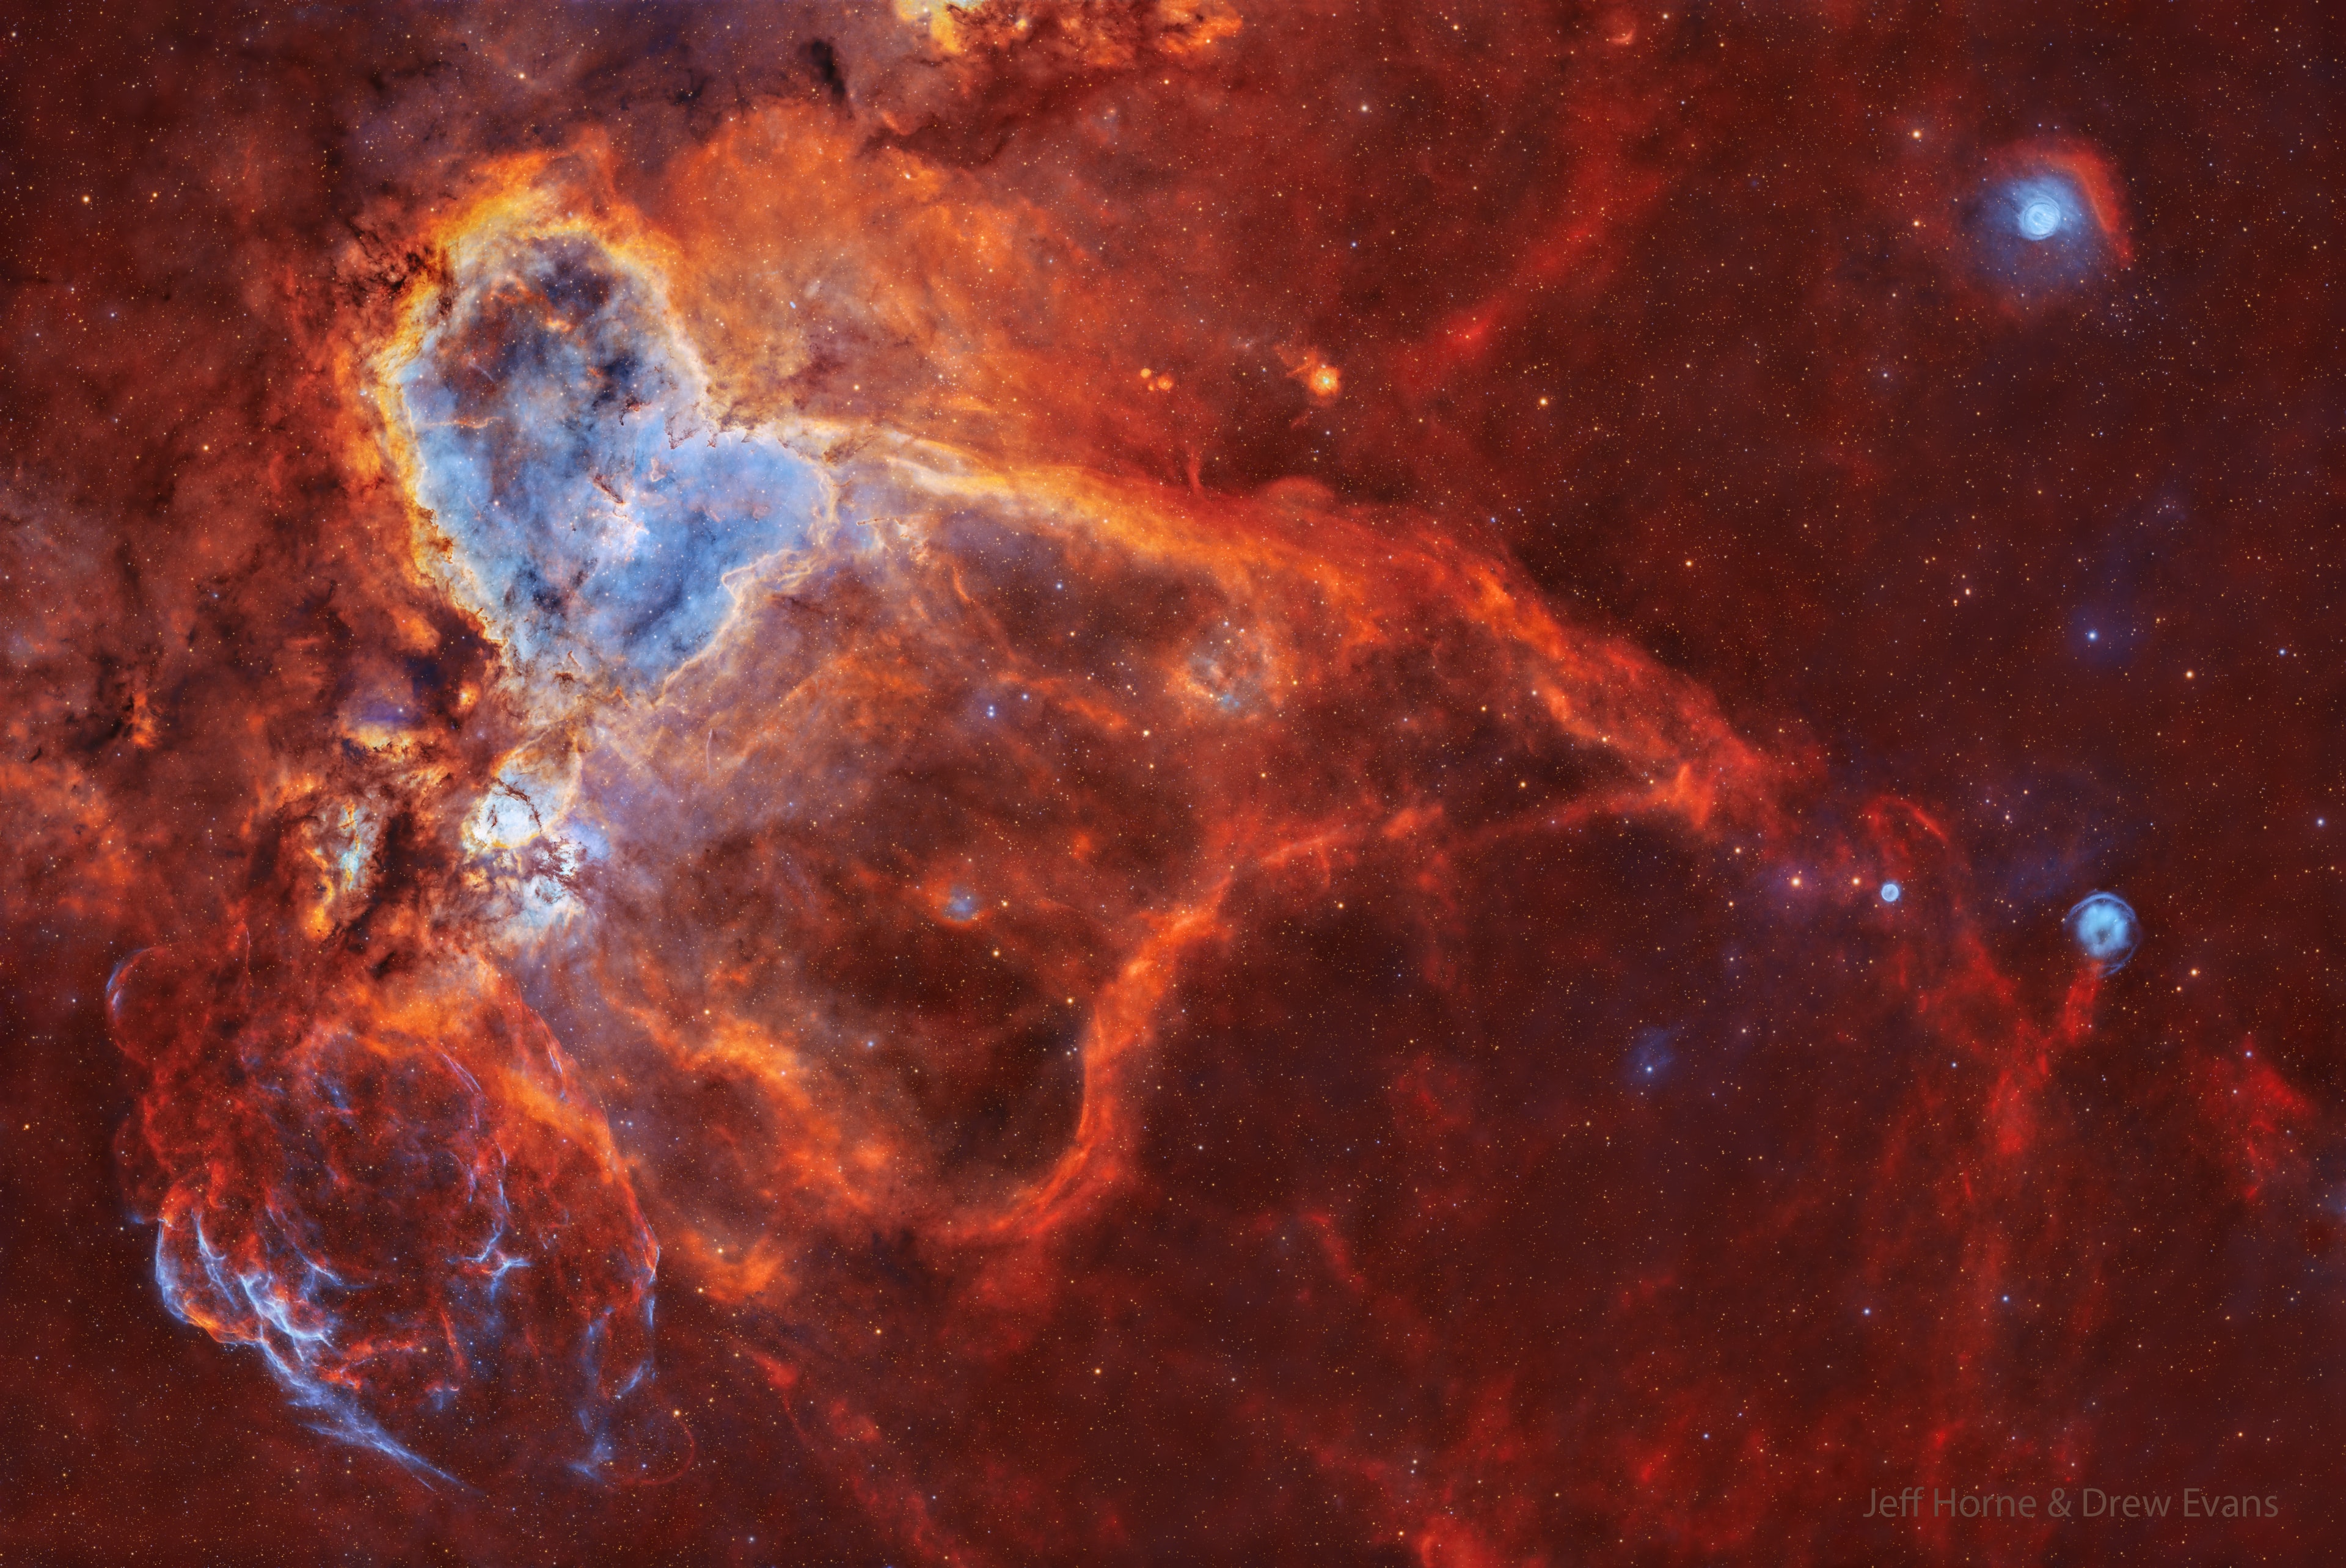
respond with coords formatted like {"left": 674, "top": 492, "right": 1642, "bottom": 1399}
{"left": 1627, "top": 1026, "right": 1679, "bottom": 1089}
{"left": 2065, "top": 891, "right": 2140, "bottom": 973}
{"left": 155, "top": 1209, "right": 464, "bottom": 1489}
{"left": 2008, "top": 178, "right": 2078, "bottom": 242}
{"left": 137, "top": 1010, "right": 669, "bottom": 1488}
{"left": 1964, "top": 156, "right": 2118, "bottom": 305}
{"left": 395, "top": 230, "right": 825, "bottom": 687}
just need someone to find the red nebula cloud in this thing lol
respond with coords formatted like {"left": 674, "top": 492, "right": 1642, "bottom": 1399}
{"left": 0, "top": 2, "right": 2336, "bottom": 1565}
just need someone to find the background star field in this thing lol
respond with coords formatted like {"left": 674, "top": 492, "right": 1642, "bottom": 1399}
{"left": 1, "top": 2, "right": 2340, "bottom": 1564}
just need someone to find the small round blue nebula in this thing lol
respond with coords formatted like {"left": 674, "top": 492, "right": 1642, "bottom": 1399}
{"left": 2006, "top": 178, "right": 2080, "bottom": 243}
{"left": 2064, "top": 892, "right": 2140, "bottom": 972}
{"left": 943, "top": 888, "right": 980, "bottom": 922}
{"left": 1880, "top": 881, "right": 1901, "bottom": 904}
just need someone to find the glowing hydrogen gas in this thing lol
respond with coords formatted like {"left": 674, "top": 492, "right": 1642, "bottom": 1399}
{"left": 2064, "top": 891, "right": 2140, "bottom": 972}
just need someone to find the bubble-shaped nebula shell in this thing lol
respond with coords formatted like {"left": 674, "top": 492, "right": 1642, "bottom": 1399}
{"left": 107, "top": 943, "right": 689, "bottom": 1486}
{"left": 2064, "top": 891, "right": 2141, "bottom": 973}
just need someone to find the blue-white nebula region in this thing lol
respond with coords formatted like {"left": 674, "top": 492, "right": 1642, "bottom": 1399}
{"left": 155, "top": 1206, "right": 461, "bottom": 1487}
{"left": 2065, "top": 891, "right": 2141, "bottom": 973}
{"left": 1965, "top": 166, "right": 2110, "bottom": 302}
{"left": 1880, "top": 881, "right": 1902, "bottom": 904}
{"left": 2010, "top": 180, "right": 2073, "bottom": 242}
{"left": 396, "top": 232, "right": 824, "bottom": 688}
{"left": 1627, "top": 1026, "right": 1679, "bottom": 1089}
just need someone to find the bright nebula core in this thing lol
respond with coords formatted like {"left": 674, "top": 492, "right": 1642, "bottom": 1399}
{"left": 2066, "top": 891, "right": 2143, "bottom": 973}
{"left": 395, "top": 228, "right": 822, "bottom": 690}
{"left": 1, "top": 4, "right": 2337, "bottom": 1565}
{"left": 2015, "top": 191, "right": 2066, "bottom": 241}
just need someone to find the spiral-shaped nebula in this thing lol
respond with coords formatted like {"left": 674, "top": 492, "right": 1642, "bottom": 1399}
{"left": 1, "top": 3, "right": 2337, "bottom": 1565}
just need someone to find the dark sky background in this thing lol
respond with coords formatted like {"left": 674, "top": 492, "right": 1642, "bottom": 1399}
{"left": 1, "top": 2, "right": 2340, "bottom": 1564}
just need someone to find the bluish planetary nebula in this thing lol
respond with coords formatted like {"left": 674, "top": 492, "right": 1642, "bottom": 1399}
{"left": 1963, "top": 156, "right": 2121, "bottom": 305}
{"left": 1880, "top": 881, "right": 1901, "bottom": 903}
{"left": 2011, "top": 182, "right": 2071, "bottom": 241}
{"left": 2064, "top": 891, "right": 2140, "bottom": 972}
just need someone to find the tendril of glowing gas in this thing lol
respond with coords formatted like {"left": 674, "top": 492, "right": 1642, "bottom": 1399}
{"left": 359, "top": 177, "right": 1786, "bottom": 1309}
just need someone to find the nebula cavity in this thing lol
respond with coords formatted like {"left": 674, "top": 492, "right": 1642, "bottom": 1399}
{"left": 389, "top": 223, "right": 827, "bottom": 691}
